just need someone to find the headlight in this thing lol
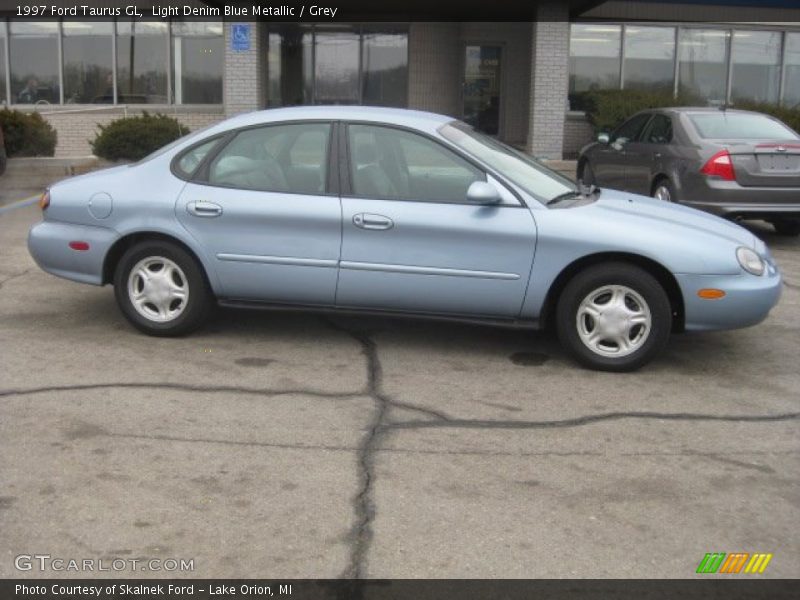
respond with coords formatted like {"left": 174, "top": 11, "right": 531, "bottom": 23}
{"left": 736, "top": 247, "right": 765, "bottom": 276}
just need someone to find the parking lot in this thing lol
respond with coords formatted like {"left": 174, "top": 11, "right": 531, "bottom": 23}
{"left": 1, "top": 196, "right": 798, "bottom": 579}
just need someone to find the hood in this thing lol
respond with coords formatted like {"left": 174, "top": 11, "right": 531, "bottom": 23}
{"left": 590, "top": 189, "right": 758, "bottom": 249}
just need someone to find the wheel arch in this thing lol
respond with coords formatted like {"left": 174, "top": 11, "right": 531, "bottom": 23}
{"left": 102, "top": 230, "right": 218, "bottom": 294}
{"left": 540, "top": 252, "right": 685, "bottom": 333}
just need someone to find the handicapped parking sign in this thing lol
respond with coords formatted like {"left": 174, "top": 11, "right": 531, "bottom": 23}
{"left": 231, "top": 24, "right": 251, "bottom": 52}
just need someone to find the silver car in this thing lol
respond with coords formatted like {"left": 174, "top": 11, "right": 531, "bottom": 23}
{"left": 578, "top": 107, "right": 800, "bottom": 236}
{"left": 28, "top": 106, "right": 782, "bottom": 371}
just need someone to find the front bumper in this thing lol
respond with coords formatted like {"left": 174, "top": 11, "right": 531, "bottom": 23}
{"left": 28, "top": 220, "right": 119, "bottom": 285}
{"left": 676, "top": 264, "right": 782, "bottom": 332}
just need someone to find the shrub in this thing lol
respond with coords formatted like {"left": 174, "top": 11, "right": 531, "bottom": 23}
{"left": 0, "top": 108, "right": 57, "bottom": 157}
{"left": 571, "top": 89, "right": 699, "bottom": 134}
{"left": 90, "top": 112, "right": 190, "bottom": 161}
{"left": 731, "top": 101, "right": 800, "bottom": 135}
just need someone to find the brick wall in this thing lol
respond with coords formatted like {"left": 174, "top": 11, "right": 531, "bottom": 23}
{"left": 407, "top": 23, "right": 461, "bottom": 118}
{"left": 563, "top": 112, "right": 594, "bottom": 159}
{"left": 224, "top": 22, "right": 265, "bottom": 116}
{"left": 527, "top": 3, "right": 570, "bottom": 159}
{"left": 34, "top": 107, "right": 224, "bottom": 157}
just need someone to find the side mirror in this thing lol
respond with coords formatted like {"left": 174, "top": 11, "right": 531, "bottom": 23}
{"left": 466, "top": 181, "right": 502, "bottom": 205}
{"left": 597, "top": 132, "right": 610, "bottom": 144}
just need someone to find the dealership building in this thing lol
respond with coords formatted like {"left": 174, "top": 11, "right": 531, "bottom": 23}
{"left": 1, "top": 0, "right": 800, "bottom": 158}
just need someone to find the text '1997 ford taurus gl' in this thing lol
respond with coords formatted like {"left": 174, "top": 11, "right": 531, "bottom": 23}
{"left": 28, "top": 107, "right": 782, "bottom": 371}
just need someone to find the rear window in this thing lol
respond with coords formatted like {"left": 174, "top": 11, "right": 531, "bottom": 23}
{"left": 688, "top": 113, "right": 799, "bottom": 140}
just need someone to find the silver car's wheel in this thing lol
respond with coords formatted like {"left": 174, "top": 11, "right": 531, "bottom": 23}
{"left": 576, "top": 285, "right": 651, "bottom": 358}
{"left": 653, "top": 184, "right": 671, "bottom": 202}
{"left": 127, "top": 256, "right": 189, "bottom": 322}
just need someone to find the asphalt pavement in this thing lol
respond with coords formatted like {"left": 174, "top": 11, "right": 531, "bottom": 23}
{"left": 0, "top": 198, "right": 798, "bottom": 579}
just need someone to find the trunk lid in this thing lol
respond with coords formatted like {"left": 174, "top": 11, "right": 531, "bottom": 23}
{"left": 722, "top": 140, "right": 800, "bottom": 187}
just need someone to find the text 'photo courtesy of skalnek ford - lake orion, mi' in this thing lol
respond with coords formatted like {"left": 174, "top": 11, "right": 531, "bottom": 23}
{"left": 0, "top": 0, "right": 798, "bottom": 598}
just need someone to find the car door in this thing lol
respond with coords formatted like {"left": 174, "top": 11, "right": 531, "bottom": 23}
{"left": 593, "top": 113, "right": 653, "bottom": 190}
{"left": 336, "top": 123, "right": 536, "bottom": 318}
{"left": 625, "top": 113, "right": 673, "bottom": 195}
{"left": 175, "top": 121, "right": 341, "bottom": 305}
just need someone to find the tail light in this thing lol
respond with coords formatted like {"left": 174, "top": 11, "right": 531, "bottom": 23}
{"left": 39, "top": 190, "right": 50, "bottom": 211}
{"left": 700, "top": 150, "right": 736, "bottom": 181}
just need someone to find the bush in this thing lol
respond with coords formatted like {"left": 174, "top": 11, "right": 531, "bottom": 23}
{"left": 571, "top": 89, "right": 699, "bottom": 134}
{"left": 90, "top": 112, "right": 190, "bottom": 161}
{"left": 0, "top": 108, "right": 57, "bottom": 157}
{"left": 731, "top": 101, "right": 800, "bottom": 135}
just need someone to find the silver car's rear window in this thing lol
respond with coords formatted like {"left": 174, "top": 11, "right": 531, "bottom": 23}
{"left": 688, "top": 113, "right": 799, "bottom": 140}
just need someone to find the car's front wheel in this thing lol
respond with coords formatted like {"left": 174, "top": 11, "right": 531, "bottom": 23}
{"left": 556, "top": 263, "right": 672, "bottom": 371}
{"left": 114, "top": 240, "right": 212, "bottom": 336}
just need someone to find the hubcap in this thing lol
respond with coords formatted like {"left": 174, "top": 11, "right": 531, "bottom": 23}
{"left": 654, "top": 185, "right": 671, "bottom": 202}
{"left": 576, "top": 285, "right": 651, "bottom": 358}
{"left": 127, "top": 256, "right": 189, "bottom": 322}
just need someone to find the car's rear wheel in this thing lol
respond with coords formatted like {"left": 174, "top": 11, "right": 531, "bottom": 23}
{"left": 772, "top": 219, "right": 800, "bottom": 237}
{"left": 114, "top": 241, "right": 212, "bottom": 336}
{"left": 652, "top": 178, "right": 675, "bottom": 202}
{"left": 556, "top": 263, "right": 672, "bottom": 371}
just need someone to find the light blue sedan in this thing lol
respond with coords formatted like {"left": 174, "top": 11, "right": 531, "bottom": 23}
{"left": 28, "top": 107, "right": 782, "bottom": 371}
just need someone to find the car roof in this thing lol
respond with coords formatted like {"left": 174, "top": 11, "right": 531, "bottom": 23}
{"left": 650, "top": 107, "right": 766, "bottom": 116}
{"left": 220, "top": 105, "right": 455, "bottom": 133}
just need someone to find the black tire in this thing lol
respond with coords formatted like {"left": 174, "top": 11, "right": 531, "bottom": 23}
{"left": 556, "top": 263, "right": 672, "bottom": 372}
{"left": 578, "top": 160, "right": 595, "bottom": 186}
{"left": 113, "top": 240, "right": 212, "bottom": 336}
{"left": 651, "top": 177, "right": 676, "bottom": 202}
{"left": 772, "top": 219, "right": 800, "bottom": 237}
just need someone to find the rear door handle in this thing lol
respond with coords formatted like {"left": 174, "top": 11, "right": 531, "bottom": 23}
{"left": 353, "top": 213, "right": 394, "bottom": 230}
{"left": 187, "top": 201, "right": 223, "bottom": 218}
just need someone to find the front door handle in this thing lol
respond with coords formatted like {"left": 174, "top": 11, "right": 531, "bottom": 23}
{"left": 187, "top": 201, "right": 223, "bottom": 218}
{"left": 353, "top": 213, "right": 394, "bottom": 230}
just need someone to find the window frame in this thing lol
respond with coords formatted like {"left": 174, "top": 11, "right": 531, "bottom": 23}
{"left": 611, "top": 112, "right": 654, "bottom": 144}
{"left": 640, "top": 113, "right": 673, "bottom": 145}
{"left": 341, "top": 120, "right": 524, "bottom": 207}
{"left": 180, "top": 119, "right": 338, "bottom": 197}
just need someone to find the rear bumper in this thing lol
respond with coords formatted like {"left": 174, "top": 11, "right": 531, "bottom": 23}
{"left": 676, "top": 266, "right": 782, "bottom": 332}
{"left": 681, "top": 178, "right": 800, "bottom": 220}
{"left": 28, "top": 220, "right": 119, "bottom": 285}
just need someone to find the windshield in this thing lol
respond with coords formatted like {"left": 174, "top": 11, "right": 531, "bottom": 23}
{"left": 439, "top": 122, "right": 576, "bottom": 204}
{"left": 688, "top": 112, "right": 799, "bottom": 140}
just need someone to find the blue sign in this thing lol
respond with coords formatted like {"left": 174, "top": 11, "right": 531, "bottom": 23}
{"left": 231, "top": 24, "right": 251, "bottom": 52}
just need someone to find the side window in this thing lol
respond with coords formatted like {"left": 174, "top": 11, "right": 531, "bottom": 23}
{"left": 642, "top": 114, "right": 673, "bottom": 144}
{"left": 175, "top": 138, "right": 220, "bottom": 179}
{"left": 612, "top": 113, "right": 652, "bottom": 144}
{"left": 207, "top": 123, "right": 331, "bottom": 194}
{"left": 348, "top": 124, "right": 483, "bottom": 203}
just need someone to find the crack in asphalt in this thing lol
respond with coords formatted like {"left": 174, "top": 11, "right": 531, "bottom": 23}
{"left": 0, "top": 269, "right": 30, "bottom": 291}
{"left": 388, "top": 411, "right": 800, "bottom": 431}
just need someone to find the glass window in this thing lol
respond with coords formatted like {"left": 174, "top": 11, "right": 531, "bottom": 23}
{"left": 688, "top": 112, "right": 799, "bottom": 140}
{"left": 267, "top": 25, "right": 313, "bottom": 106}
{"left": 678, "top": 28, "right": 729, "bottom": 103}
{"left": 62, "top": 22, "right": 113, "bottom": 104}
{"left": 785, "top": 33, "right": 800, "bottom": 109}
{"left": 440, "top": 122, "right": 574, "bottom": 203}
{"left": 730, "top": 30, "right": 781, "bottom": 105}
{"left": 175, "top": 138, "right": 221, "bottom": 179}
{"left": 172, "top": 22, "right": 223, "bottom": 104}
{"left": 641, "top": 114, "right": 673, "bottom": 144}
{"left": 612, "top": 113, "right": 652, "bottom": 144}
{"left": 349, "top": 124, "right": 482, "bottom": 203}
{"left": 362, "top": 32, "right": 408, "bottom": 107}
{"left": 116, "top": 21, "right": 168, "bottom": 104}
{"left": 314, "top": 31, "right": 359, "bottom": 104}
{"left": 208, "top": 123, "right": 331, "bottom": 194}
{"left": 623, "top": 26, "right": 675, "bottom": 93}
{"left": 0, "top": 22, "right": 7, "bottom": 105}
{"left": 9, "top": 22, "right": 59, "bottom": 104}
{"left": 569, "top": 24, "right": 621, "bottom": 93}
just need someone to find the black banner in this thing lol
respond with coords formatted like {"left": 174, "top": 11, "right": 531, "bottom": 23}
{"left": 2, "top": 579, "right": 799, "bottom": 600}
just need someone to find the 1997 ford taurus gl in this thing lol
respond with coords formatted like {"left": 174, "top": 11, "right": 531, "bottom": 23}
{"left": 28, "top": 107, "right": 782, "bottom": 371}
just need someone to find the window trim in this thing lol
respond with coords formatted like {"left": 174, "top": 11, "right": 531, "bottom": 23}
{"left": 170, "top": 132, "right": 230, "bottom": 181}
{"left": 341, "top": 120, "right": 525, "bottom": 208}
{"left": 184, "top": 119, "right": 338, "bottom": 197}
{"left": 640, "top": 113, "right": 673, "bottom": 145}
